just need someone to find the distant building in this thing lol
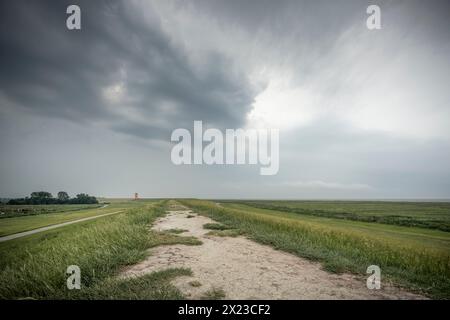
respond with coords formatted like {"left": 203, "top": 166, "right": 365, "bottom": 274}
{"left": 134, "top": 193, "right": 139, "bottom": 200}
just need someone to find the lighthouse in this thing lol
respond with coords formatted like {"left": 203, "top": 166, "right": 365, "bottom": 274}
{"left": 134, "top": 193, "right": 139, "bottom": 200}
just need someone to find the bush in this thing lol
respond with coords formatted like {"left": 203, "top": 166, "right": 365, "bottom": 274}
{"left": 8, "top": 191, "right": 98, "bottom": 205}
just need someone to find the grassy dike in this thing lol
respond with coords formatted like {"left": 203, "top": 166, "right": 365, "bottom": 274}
{"left": 180, "top": 199, "right": 450, "bottom": 299}
{"left": 0, "top": 201, "right": 200, "bottom": 299}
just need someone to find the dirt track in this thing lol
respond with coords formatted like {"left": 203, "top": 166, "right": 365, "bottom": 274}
{"left": 122, "top": 208, "right": 425, "bottom": 300}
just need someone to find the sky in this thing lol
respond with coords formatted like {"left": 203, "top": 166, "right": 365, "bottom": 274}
{"left": 0, "top": 0, "right": 449, "bottom": 199}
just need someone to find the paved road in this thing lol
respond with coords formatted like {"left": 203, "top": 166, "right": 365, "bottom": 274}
{"left": 0, "top": 210, "right": 124, "bottom": 242}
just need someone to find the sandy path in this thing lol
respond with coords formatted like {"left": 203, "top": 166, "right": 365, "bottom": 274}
{"left": 122, "top": 208, "right": 424, "bottom": 300}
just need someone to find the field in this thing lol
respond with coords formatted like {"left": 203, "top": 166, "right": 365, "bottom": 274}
{"left": 228, "top": 200, "right": 450, "bottom": 232}
{"left": 0, "top": 200, "right": 201, "bottom": 299}
{"left": 0, "top": 198, "right": 449, "bottom": 299}
{"left": 0, "top": 201, "right": 125, "bottom": 237}
{"left": 0, "top": 204, "right": 102, "bottom": 218}
{"left": 180, "top": 200, "right": 450, "bottom": 299}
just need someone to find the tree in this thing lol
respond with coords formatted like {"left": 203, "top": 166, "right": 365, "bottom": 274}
{"left": 7, "top": 191, "right": 97, "bottom": 205}
{"left": 30, "top": 191, "right": 53, "bottom": 204}
{"left": 57, "top": 191, "right": 70, "bottom": 202}
{"left": 30, "top": 191, "right": 53, "bottom": 200}
{"left": 70, "top": 193, "right": 98, "bottom": 204}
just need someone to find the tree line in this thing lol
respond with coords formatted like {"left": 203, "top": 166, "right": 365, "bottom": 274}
{"left": 7, "top": 191, "right": 98, "bottom": 205}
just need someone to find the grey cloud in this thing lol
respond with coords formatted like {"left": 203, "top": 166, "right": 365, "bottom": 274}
{"left": 0, "top": 0, "right": 257, "bottom": 140}
{"left": 0, "top": 0, "right": 449, "bottom": 199}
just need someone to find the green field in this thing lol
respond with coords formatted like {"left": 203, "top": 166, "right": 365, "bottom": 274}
{"left": 1, "top": 198, "right": 449, "bottom": 299}
{"left": 228, "top": 200, "right": 450, "bottom": 232}
{"left": 181, "top": 199, "right": 450, "bottom": 299}
{"left": 0, "top": 200, "right": 155, "bottom": 237}
{"left": 0, "top": 204, "right": 102, "bottom": 218}
{"left": 0, "top": 200, "right": 201, "bottom": 299}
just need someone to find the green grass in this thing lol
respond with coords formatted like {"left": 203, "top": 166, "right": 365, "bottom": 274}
{"left": 203, "top": 223, "right": 230, "bottom": 230}
{"left": 0, "top": 204, "right": 102, "bottom": 218}
{"left": 0, "top": 200, "right": 199, "bottom": 299}
{"left": 149, "top": 231, "right": 203, "bottom": 247}
{"left": 181, "top": 199, "right": 450, "bottom": 299}
{"left": 0, "top": 200, "right": 155, "bottom": 237}
{"left": 203, "top": 222, "right": 240, "bottom": 237}
{"left": 72, "top": 268, "right": 192, "bottom": 300}
{"left": 206, "top": 229, "right": 242, "bottom": 237}
{"left": 223, "top": 203, "right": 450, "bottom": 252}
{"left": 229, "top": 200, "right": 450, "bottom": 232}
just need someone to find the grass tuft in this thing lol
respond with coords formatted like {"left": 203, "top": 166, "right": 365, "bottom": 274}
{"left": 203, "top": 223, "right": 230, "bottom": 230}
{"left": 206, "top": 229, "right": 242, "bottom": 237}
{"left": 75, "top": 268, "right": 192, "bottom": 300}
{"left": 166, "top": 228, "right": 188, "bottom": 234}
{"left": 200, "top": 287, "right": 226, "bottom": 300}
{"left": 189, "top": 280, "right": 202, "bottom": 287}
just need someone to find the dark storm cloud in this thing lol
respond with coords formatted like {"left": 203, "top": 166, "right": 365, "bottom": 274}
{"left": 0, "top": 0, "right": 256, "bottom": 139}
{"left": 1, "top": 0, "right": 449, "bottom": 199}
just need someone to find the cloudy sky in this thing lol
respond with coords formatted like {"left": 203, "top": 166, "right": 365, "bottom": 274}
{"left": 1, "top": 0, "right": 449, "bottom": 199}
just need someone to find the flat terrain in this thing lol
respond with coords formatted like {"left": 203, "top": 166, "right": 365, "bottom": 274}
{"left": 0, "top": 200, "right": 153, "bottom": 236}
{"left": 123, "top": 207, "right": 423, "bottom": 299}
{"left": 0, "top": 204, "right": 101, "bottom": 218}
{"left": 0, "top": 199, "right": 448, "bottom": 299}
{"left": 231, "top": 200, "right": 450, "bottom": 231}
{"left": 0, "top": 200, "right": 199, "bottom": 299}
{"left": 182, "top": 200, "right": 450, "bottom": 298}
{"left": 222, "top": 203, "right": 450, "bottom": 252}
{"left": 0, "top": 210, "right": 124, "bottom": 242}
